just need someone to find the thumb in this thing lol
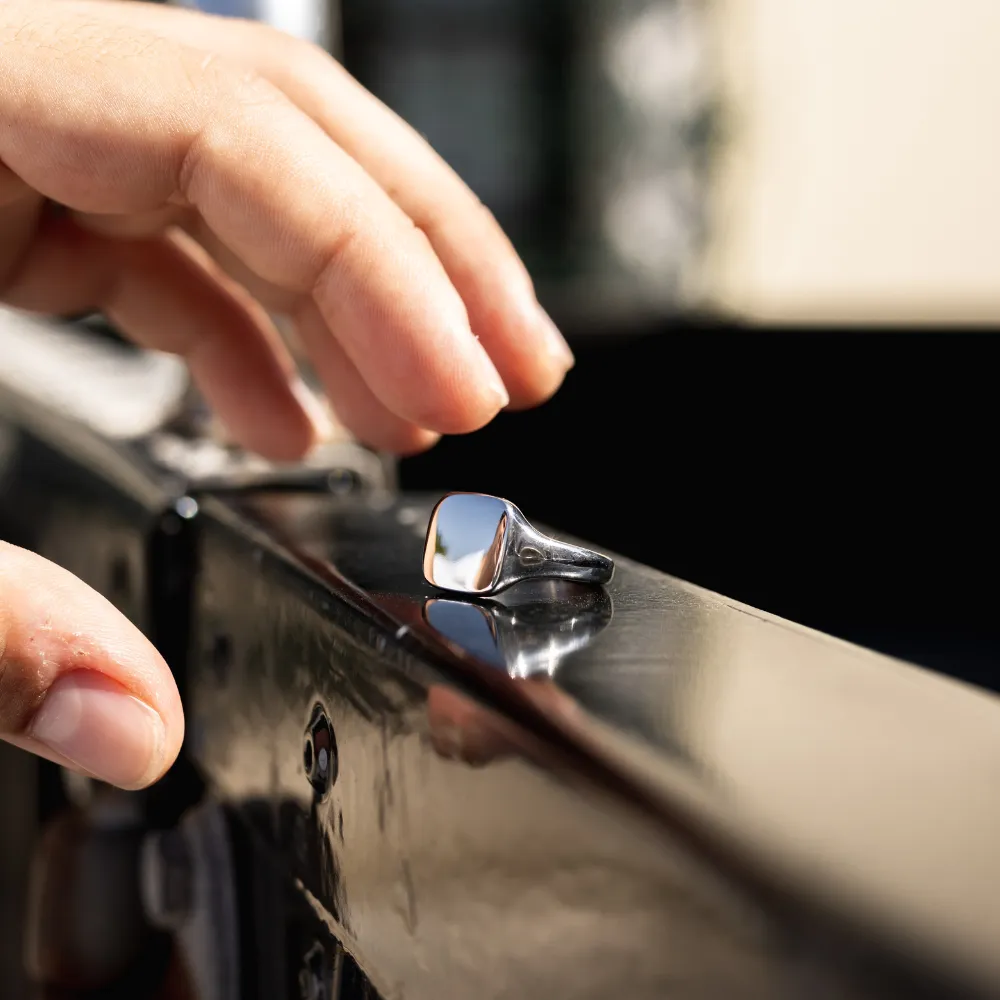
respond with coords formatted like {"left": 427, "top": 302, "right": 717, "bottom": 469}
{"left": 0, "top": 540, "right": 183, "bottom": 789}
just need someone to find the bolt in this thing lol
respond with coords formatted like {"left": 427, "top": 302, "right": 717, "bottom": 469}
{"left": 175, "top": 495, "right": 199, "bottom": 520}
{"left": 304, "top": 704, "right": 337, "bottom": 798}
{"left": 326, "top": 469, "right": 357, "bottom": 496}
{"left": 140, "top": 828, "right": 194, "bottom": 931}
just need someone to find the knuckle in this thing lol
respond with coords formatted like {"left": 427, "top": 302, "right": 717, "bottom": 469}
{"left": 229, "top": 67, "right": 288, "bottom": 113}
{"left": 404, "top": 217, "right": 436, "bottom": 256}
{"left": 175, "top": 62, "right": 284, "bottom": 200}
{"left": 328, "top": 219, "right": 362, "bottom": 263}
{"left": 313, "top": 197, "right": 367, "bottom": 289}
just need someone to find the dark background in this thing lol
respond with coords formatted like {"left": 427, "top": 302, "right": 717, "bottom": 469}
{"left": 402, "top": 326, "right": 1000, "bottom": 694}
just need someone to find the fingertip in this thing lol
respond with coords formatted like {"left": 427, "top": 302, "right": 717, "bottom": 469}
{"left": 293, "top": 304, "right": 452, "bottom": 455}
{"left": 224, "top": 414, "right": 316, "bottom": 464}
{"left": 482, "top": 299, "right": 575, "bottom": 411}
{"left": 503, "top": 364, "right": 571, "bottom": 412}
{"left": 221, "top": 377, "right": 335, "bottom": 464}
{"left": 537, "top": 306, "right": 576, "bottom": 371}
{"left": 290, "top": 377, "right": 337, "bottom": 443}
{"left": 29, "top": 671, "right": 173, "bottom": 790}
{"left": 350, "top": 421, "right": 441, "bottom": 457}
{"left": 402, "top": 350, "right": 508, "bottom": 436}
{"left": 391, "top": 427, "right": 442, "bottom": 456}
{"left": 0, "top": 542, "right": 184, "bottom": 789}
{"left": 406, "top": 400, "right": 498, "bottom": 438}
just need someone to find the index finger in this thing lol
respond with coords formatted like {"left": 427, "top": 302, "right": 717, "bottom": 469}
{"left": 0, "top": 2, "right": 509, "bottom": 435}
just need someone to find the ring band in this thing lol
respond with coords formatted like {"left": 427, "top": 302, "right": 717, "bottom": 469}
{"left": 423, "top": 492, "right": 615, "bottom": 596}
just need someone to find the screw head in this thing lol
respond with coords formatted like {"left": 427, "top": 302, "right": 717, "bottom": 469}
{"left": 326, "top": 469, "right": 358, "bottom": 496}
{"left": 304, "top": 704, "right": 337, "bottom": 798}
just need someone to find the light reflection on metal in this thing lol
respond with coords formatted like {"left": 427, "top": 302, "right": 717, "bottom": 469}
{"left": 422, "top": 581, "right": 614, "bottom": 679}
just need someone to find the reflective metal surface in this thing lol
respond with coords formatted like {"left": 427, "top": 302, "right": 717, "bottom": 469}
{"left": 191, "top": 496, "right": 805, "bottom": 1000}
{"left": 422, "top": 581, "right": 614, "bottom": 679}
{"left": 423, "top": 492, "right": 615, "bottom": 595}
{"left": 201, "top": 488, "right": 1000, "bottom": 1000}
{"left": 4, "top": 309, "right": 1000, "bottom": 999}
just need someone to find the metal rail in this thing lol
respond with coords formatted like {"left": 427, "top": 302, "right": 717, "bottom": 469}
{"left": 2, "top": 308, "right": 999, "bottom": 1000}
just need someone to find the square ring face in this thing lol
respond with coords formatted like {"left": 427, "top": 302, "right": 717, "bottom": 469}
{"left": 423, "top": 493, "right": 510, "bottom": 594}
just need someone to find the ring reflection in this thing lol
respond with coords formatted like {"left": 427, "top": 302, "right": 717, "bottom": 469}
{"left": 423, "top": 583, "right": 613, "bottom": 678}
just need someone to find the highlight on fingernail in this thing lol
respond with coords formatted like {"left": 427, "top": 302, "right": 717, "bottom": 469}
{"left": 29, "top": 672, "right": 166, "bottom": 790}
{"left": 475, "top": 347, "right": 510, "bottom": 410}
{"left": 290, "top": 376, "right": 337, "bottom": 444}
{"left": 537, "top": 307, "right": 575, "bottom": 372}
{"left": 489, "top": 372, "right": 511, "bottom": 410}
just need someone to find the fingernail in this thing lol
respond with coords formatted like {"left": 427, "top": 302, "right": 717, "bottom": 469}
{"left": 291, "top": 378, "right": 337, "bottom": 444}
{"left": 474, "top": 344, "right": 510, "bottom": 410}
{"left": 537, "top": 307, "right": 575, "bottom": 371}
{"left": 30, "top": 673, "right": 165, "bottom": 790}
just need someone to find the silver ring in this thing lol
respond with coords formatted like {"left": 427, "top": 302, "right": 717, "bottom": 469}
{"left": 423, "top": 492, "right": 615, "bottom": 596}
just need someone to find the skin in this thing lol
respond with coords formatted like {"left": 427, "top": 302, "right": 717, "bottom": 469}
{"left": 0, "top": 0, "right": 573, "bottom": 788}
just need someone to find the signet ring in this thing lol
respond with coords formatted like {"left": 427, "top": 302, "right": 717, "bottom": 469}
{"left": 423, "top": 492, "right": 615, "bottom": 596}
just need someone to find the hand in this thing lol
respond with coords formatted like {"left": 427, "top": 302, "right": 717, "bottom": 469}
{"left": 0, "top": 0, "right": 574, "bottom": 460}
{"left": 0, "top": 1, "right": 573, "bottom": 788}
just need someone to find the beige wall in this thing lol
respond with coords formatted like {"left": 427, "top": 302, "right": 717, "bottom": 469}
{"left": 702, "top": 0, "right": 1000, "bottom": 323}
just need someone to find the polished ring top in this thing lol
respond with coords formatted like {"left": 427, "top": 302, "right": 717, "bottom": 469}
{"left": 423, "top": 492, "right": 615, "bottom": 596}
